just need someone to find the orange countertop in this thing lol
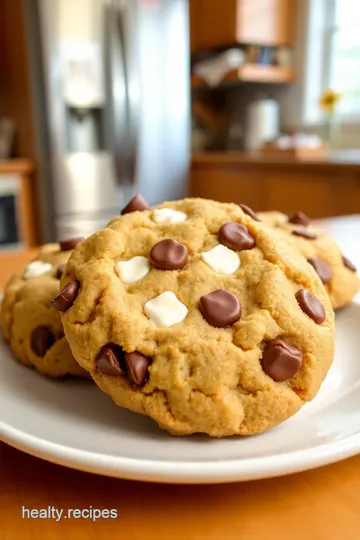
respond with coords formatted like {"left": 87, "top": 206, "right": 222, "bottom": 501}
{"left": 192, "top": 150, "right": 360, "bottom": 172}
{"left": 0, "top": 248, "right": 37, "bottom": 287}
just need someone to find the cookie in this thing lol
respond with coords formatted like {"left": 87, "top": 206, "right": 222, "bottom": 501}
{"left": 56, "top": 197, "right": 334, "bottom": 437}
{"left": 258, "top": 211, "right": 359, "bottom": 310}
{"left": 1, "top": 241, "right": 88, "bottom": 378}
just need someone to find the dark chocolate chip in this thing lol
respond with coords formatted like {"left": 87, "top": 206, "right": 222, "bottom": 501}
{"left": 124, "top": 352, "right": 151, "bottom": 386}
{"left": 56, "top": 264, "right": 66, "bottom": 279}
{"left": 96, "top": 344, "right": 124, "bottom": 376}
{"left": 288, "top": 211, "right": 311, "bottom": 226}
{"left": 31, "top": 326, "right": 55, "bottom": 357}
{"left": 292, "top": 229, "right": 317, "bottom": 240}
{"left": 307, "top": 258, "right": 332, "bottom": 284}
{"left": 199, "top": 289, "right": 241, "bottom": 328}
{"left": 343, "top": 255, "right": 357, "bottom": 272}
{"left": 121, "top": 193, "right": 149, "bottom": 215}
{"left": 59, "top": 237, "right": 84, "bottom": 251}
{"left": 295, "top": 289, "right": 326, "bottom": 325}
{"left": 261, "top": 339, "right": 303, "bottom": 382}
{"left": 51, "top": 280, "right": 80, "bottom": 311}
{"left": 150, "top": 239, "right": 188, "bottom": 270}
{"left": 218, "top": 222, "right": 255, "bottom": 251}
{"left": 239, "top": 204, "right": 261, "bottom": 222}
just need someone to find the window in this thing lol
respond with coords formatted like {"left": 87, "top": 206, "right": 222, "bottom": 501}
{"left": 303, "top": 0, "right": 360, "bottom": 124}
{"left": 327, "top": 0, "right": 360, "bottom": 117}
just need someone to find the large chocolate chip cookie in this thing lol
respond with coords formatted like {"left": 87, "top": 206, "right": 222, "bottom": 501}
{"left": 55, "top": 197, "right": 335, "bottom": 436}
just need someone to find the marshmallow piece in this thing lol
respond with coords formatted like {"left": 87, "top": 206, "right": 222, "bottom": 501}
{"left": 144, "top": 291, "right": 188, "bottom": 328}
{"left": 115, "top": 256, "right": 150, "bottom": 284}
{"left": 202, "top": 244, "right": 241, "bottom": 275}
{"left": 24, "top": 261, "right": 53, "bottom": 279}
{"left": 152, "top": 208, "right": 187, "bottom": 224}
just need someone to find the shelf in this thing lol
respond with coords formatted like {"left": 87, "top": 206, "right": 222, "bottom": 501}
{"left": 191, "top": 64, "right": 295, "bottom": 88}
{"left": 231, "top": 64, "right": 294, "bottom": 83}
{"left": 0, "top": 159, "right": 34, "bottom": 175}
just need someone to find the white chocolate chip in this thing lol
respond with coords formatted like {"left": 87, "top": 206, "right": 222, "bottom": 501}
{"left": 201, "top": 244, "right": 241, "bottom": 275}
{"left": 144, "top": 291, "right": 188, "bottom": 328}
{"left": 115, "top": 256, "right": 150, "bottom": 284}
{"left": 24, "top": 260, "right": 53, "bottom": 279}
{"left": 152, "top": 208, "right": 187, "bottom": 224}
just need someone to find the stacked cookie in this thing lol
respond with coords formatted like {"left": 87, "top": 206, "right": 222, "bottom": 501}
{"left": 49, "top": 196, "right": 336, "bottom": 437}
{"left": 1, "top": 240, "right": 88, "bottom": 378}
{"left": 258, "top": 210, "right": 359, "bottom": 310}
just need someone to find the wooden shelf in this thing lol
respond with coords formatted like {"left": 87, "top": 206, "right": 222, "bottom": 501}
{"left": 227, "top": 64, "right": 294, "bottom": 83}
{"left": 191, "top": 64, "right": 295, "bottom": 88}
{"left": 0, "top": 159, "right": 34, "bottom": 175}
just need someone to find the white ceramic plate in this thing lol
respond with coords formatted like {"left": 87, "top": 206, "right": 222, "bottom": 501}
{"left": 1, "top": 302, "right": 360, "bottom": 484}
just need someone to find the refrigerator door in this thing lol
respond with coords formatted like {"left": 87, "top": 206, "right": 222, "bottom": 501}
{"left": 121, "top": 0, "right": 190, "bottom": 205}
{"left": 25, "top": 0, "right": 127, "bottom": 241}
{"left": 107, "top": 0, "right": 132, "bottom": 202}
{"left": 117, "top": 0, "right": 140, "bottom": 197}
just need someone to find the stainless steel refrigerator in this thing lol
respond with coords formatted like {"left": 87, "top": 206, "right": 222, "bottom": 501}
{"left": 23, "top": 0, "right": 190, "bottom": 242}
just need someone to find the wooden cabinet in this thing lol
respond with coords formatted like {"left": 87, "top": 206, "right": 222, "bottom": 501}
{"left": 265, "top": 171, "right": 334, "bottom": 218}
{"left": 237, "top": 0, "right": 293, "bottom": 46}
{"left": 189, "top": 162, "right": 267, "bottom": 210}
{"left": 190, "top": 0, "right": 294, "bottom": 52}
{"left": 189, "top": 153, "right": 360, "bottom": 219}
{"left": 331, "top": 176, "right": 360, "bottom": 217}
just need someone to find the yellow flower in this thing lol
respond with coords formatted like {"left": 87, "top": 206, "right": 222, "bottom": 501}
{"left": 320, "top": 89, "right": 341, "bottom": 113}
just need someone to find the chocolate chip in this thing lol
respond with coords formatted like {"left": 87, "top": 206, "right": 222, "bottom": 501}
{"left": 121, "top": 193, "right": 149, "bottom": 215}
{"left": 150, "top": 239, "right": 188, "bottom": 270}
{"left": 343, "top": 255, "right": 357, "bottom": 272}
{"left": 218, "top": 222, "right": 255, "bottom": 251}
{"left": 239, "top": 203, "right": 261, "bottom": 222}
{"left": 288, "top": 211, "right": 311, "bottom": 226}
{"left": 261, "top": 339, "right": 303, "bottom": 381}
{"left": 51, "top": 280, "right": 80, "bottom": 311}
{"left": 295, "top": 289, "right": 325, "bottom": 325}
{"left": 307, "top": 258, "right": 332, "bottom": 284}
{"left": 292, "top": 229, "right": 317, "bottom": 240}
{"left": 124, "top": 352, "right": 151, "bottom": 386}
{"left": 199, "top": 289, "right": 241, "bottom": 328}
{"left": 56, "top": 264, "right": 66, "bottom": 279}
{"left": 31, "top": 326, "right": 55, "bottom": 357}
{"left": 59, "top": 237, "right": 84, "bottom": 251}
{"left": 96, "top": 344, "right": 124, "bottom": 376}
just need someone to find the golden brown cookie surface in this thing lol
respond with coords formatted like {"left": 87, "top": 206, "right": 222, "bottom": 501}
{"left": 59, "top": 198, "right": 335, "bottom": 436}
{"left": 1, "top": 243, "right": 87, "bottom": 378}
{"left": 259, "top": 211, "right": 359, "bottom": 310}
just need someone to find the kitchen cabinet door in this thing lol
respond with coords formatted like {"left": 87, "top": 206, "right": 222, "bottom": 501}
{"left": 331, "top": 176, "right": 360, "bottom": 216}
{"left": 189, "top": 0, "right": 237, "bottom": 52}
{"left": 189, "top": 0, "right": 294, "bottom": 52}
{"left": 189, "top": 164, "right": 267, "bottom": 210}
{"left": 266, "top": 171, "right": 333, "bottom": 218}
{"left": 236, "top": 0, "right": 293, "bottom": 46}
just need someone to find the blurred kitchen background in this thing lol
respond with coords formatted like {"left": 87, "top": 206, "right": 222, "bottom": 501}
{"left": 0, "top": 0, "right": 359, "bottom": 251}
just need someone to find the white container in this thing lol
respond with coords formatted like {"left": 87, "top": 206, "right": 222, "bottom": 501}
{"left": 245, "top": 99, "right": 279, "bottom": 150}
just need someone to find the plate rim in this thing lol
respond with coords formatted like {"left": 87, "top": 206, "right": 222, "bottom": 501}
{"left": 1, "top": 417, "right": 360, "bottom": 484}
{"left": 2, "top": 296, "right": 360, "bottom": 484}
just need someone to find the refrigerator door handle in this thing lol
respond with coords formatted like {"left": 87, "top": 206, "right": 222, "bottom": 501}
{"left": 106, "top": 0, "right": 129, "bottom": 189}
{"left": 116, "top": 0, "right": 140, "bottom": 192}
